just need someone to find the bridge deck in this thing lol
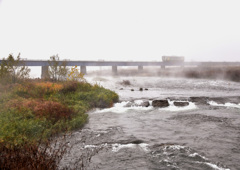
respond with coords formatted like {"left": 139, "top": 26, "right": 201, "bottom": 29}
{"left": 1, "top": 60, "right": 240, "bottom": 67}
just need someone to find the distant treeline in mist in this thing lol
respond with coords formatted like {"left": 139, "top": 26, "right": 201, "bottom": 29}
{"left": 89, "top": 66, "right": 240, "bottom": 82}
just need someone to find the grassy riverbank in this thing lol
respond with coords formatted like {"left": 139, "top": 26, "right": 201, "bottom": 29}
{"left": 0, "top": 80, "right": 118, "bottom": 169}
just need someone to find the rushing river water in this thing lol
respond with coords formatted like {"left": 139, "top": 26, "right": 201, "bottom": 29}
{"left": 60, "top": 76, "right": 240, "bottom": 170}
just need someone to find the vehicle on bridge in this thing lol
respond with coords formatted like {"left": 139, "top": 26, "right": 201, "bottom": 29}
{"left": 162, "top": 56, "right": 184, "bottom": 62}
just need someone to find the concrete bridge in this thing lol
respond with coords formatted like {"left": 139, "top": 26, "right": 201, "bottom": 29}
{"left": 0, "top": 59, "right": 240, "bottom": 78}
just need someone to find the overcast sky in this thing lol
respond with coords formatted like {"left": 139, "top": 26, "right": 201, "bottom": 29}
{"left": 0, "top": 0, "right": 240, "bottom": 62}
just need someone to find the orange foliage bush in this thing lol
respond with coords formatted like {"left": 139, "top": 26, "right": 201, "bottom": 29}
{"left": 6, "top": 99, "right": 74, "bottom": 122}
{"left": 35, "top": 82, "right": 63, "bottom": 92}
{"left": 15, "top": 82, "right": 64, "bottom": 98}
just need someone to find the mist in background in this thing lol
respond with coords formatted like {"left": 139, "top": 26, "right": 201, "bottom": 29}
{"left": 0, "top": 0, "right": 240, "bottom": 63}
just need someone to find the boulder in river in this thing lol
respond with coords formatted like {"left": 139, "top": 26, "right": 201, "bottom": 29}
{"left": 141, "top": 101, "right": 150, "bottom": 107}
{"left": 152, "top": 100, "right": 169, "bottom": 108}
{"left": 173, "top": 101, "right": 189, "bottom": 107}
{"left": 209, "top": 97, "right": 227, "bottom": 104}
{"left": 125, "top": 101, "right": 150, "bottom": 107}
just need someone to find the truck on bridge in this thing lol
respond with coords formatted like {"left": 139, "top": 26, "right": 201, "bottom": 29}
{"left": 162, "top": 56, "right": 184, "bottom": 62}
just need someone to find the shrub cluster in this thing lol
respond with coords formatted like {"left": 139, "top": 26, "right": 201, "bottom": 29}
{"left": 120, "top": 80, "right": 131, "bottom": 86}
{"left": 0, "top": 80, "right": 119, "bottom": 169}
{"left": 14, "top": 82, "right": 63, "bottom": 98}
{"left": 0, "top": 135, "right": 69, "bottom": 169}
{"left": 6, "top": 99, "right": 74, "bottom": 123}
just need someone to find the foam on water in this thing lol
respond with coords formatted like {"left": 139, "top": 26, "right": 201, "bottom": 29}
{"left": 159, "top": 100, "right": 197, "bottom": 112}
{"left": 83, "top": 143, "right": 108, "bottom": 149}
{"left": 195, "top": 162, "right": 230, "bottom": 170}
{"left": 112, "top": 143, "right": 149, "bottom": 152}
{"left": 112, "top": 143, "right": 137, "bottom": 152}
{"left": 139, "top": 143, "right": 150, "bottom": 152}
{"left": 95, "top": 99, "right": 198, "bottom": 113}
{"left": 205, "top": 162, "right": 230, "bottom": 170}
{"left": 189, "top": 152, "right": 208, "bottom": 160}
{"left": 157, "top": 145, "right": 229, "bottom": 170}
{"left": 208, "top": 101, "right": 240, "bottom": 109}
{"left": 97, "top": 100, "right": 154, "bottom": 113}
{"left": 84, "top": 145, "right": 98, "bottom": 149}
{"left": 134, "top": 100, "right": 145, "bottom": 105}
{"left": 164, "top": 144, "right": 186, "bottom": 150}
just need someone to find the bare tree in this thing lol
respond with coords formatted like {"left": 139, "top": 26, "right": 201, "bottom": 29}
{"left": 48, "top": 55, "right": 69, "bottom": 81}
{"left": 0, "top": 53, "right": 30, "bottom": 84}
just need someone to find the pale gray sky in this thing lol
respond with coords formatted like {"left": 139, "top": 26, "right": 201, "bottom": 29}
{"left": 0, "top": 0, "right": 240, "bottom": 61}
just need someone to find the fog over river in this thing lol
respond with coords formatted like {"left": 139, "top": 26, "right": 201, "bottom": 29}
{"left": 60, "top": 76, "right": 240, "bottom": 170}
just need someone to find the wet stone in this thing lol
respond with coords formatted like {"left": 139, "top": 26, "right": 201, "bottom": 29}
{"left": 173, "top": 102, "right": 189, "bottom": 107}
{"left": 125, "top": 101, "right": 150, "bottom": 107}
{"left": 152, "top": 100, "right": 169, "bottom": 108}
{"left": 209, "top": 96, "right": 240, "bottom": 105}
{"left": 209, "top": 97, "right": 226, "bottom": 104}
{"left": 141, "top": 101, "right": 150, "bottom": 107}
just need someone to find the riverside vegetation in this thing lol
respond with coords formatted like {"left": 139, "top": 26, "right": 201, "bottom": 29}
{"left": 0, "top": 54, "right": 119, "bottom": 169}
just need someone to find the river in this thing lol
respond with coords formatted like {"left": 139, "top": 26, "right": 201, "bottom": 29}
{"left": 60, "top": 76, "right": 240, "bottom": 170}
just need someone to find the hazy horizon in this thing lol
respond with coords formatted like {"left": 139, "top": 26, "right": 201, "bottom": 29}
{"left": 0, "top": 0, "right": 240, "bottom": 62}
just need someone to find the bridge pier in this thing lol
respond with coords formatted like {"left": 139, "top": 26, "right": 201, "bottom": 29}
{"left": 138, "top": 66, "right": 143, "bottom": 71}
{"left": 80, "top": 66, "right": 87, "bottom": 74}
{"left": 41, "top": 66, "right": 49, "bottom": 79}
{"left": 112, "top": 66, "right": 118, "bottom": 74}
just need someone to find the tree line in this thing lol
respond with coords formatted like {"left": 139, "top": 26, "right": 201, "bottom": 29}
{"left": 0, "top": 54, "right": 84, "bottom": 84}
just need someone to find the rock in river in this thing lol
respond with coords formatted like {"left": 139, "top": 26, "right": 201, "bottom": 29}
{"left": 141, "top": 101, "right": 150, "bottom": 107}
{"left": 173, "top": 101, "right": 189, "bottom": 107}
{"left": 152, "top": 100, "right": 169, "bottom": 108}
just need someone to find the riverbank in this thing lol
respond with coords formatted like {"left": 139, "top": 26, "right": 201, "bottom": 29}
{"left": 0, "top": 80, "right": 118, "bottom": 169}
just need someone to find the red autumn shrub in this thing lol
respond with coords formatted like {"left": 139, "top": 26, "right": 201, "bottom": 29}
{"left": 6, "top": 99, "right": 74, "bottom": 122}
{"left": 60, "top": 81, "right": 79, "bottom": 93}
{"left": 33, "top": 101, "right": 73, "bottom": 122}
